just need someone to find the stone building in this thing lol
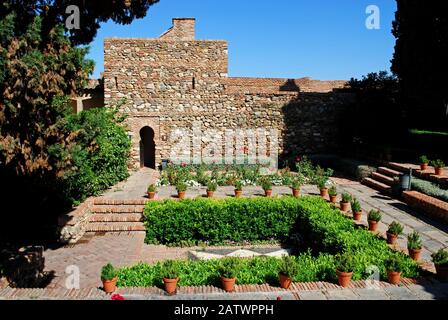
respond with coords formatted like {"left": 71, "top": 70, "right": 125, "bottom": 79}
{"left": 103, "top": 18, "right": 352, "bottom": 170}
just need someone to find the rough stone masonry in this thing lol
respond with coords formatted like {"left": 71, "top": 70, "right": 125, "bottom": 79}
{"left": 104, "top": 18, "right": 352, "bottom": 170}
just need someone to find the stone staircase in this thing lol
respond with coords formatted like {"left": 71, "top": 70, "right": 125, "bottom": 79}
{"left": 85, "top": 198, "right": 147, "bottom": 233}
{"left": 362, "top": 165, "right": 403, "bottom": 194}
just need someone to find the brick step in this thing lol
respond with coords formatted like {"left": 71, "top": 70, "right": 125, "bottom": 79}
{"left": 93, "top": 198, "right": 148, "bottom": 206}
{"left": 89, "top": 214, "right": 143, "bottom": 223}
{"left": 362, "top": 177, "right": 392, "bottom": 193}
{"left": 85, "top": 222, "right": 146, "bottom": 232}
{"left": 387, "top": 162, "right": 418, "bottom": 174}
{"left": 91, "top": 205, "right": 145, "bottom": 214}
{"left": 377, "top": 167, "right": 402, "bottom": 178}
{"left": 371, "top": 172, "right": 395, "bottom": 186}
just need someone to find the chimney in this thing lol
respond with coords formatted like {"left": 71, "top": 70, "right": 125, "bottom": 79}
{"left": 160, "top": 18, "right": 196, "bottom": 41}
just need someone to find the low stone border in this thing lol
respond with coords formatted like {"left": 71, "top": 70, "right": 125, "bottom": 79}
{"left": 403, "top": 191, "right": 448, "bottom": 224}
{"left": 57, "top": 197, "right": 95, "bottom": 244}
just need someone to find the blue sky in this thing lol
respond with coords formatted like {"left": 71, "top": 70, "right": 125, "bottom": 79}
{"left": 86, "top": 0, "right": 397, "bottom": 80}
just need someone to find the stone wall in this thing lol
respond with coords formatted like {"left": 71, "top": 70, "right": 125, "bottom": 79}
{"left": 104, "top": 18, "right": 352, "bottom": 170}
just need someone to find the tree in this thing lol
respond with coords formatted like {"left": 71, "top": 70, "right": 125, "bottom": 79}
{"left": 391, "top": 0, "right": 448, "bottom": 131}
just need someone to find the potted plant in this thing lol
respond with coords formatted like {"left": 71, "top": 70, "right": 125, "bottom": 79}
{"left": 162, "top": 260, "right": 180, "bottom": 295}
{"left": 234, "top": 180, "right": 243, "bottom": 198}
{"left": 101, "top": 263, "right": 118, "bottom": 294}
{"left": 328, "top": 186, "right": 338, "bottom": 204}
{"left": 219, "top": 257, "right": 240, "bottom": 292}
{"left": 407, "top": 231, "right": 423, "bottom": 262}
{"left": 340, "top": 193, "right": 352, "bottom": 212}
{"left": 147, "top": 184, "right": 157, "bottom": 200}
{"left": 351, "top": 198, "right": 362, "bottom": 221}
{"left": 278, "top": 256, "right": 298, "bottom": 289}
{"left": 317, "top": 178, "right": 329, "bottom": 198}
{"left": 431, "top": 159, "right": 445, "bottom": 176}
{"left": 335, "top": 252, "right": 355, "bottom": 288}
{"left": 387, "top": 221, "right": 404, "bottom": 245}
{"left": 368, "top": 210, "right": 382, "bottom": 232}
{"left": 176, "top": 181, "right": 187, "bottom": 199}
{"left": 431, "top": 249, "right": 448, "bottom": 281}
{"left": 206, "top": 181, "right": 217, "bottom": 198}
{"left": 419, "top": 155, "right": 429, "bottom": 171}
{"left": 290, "top": 177, "right": 302, "bottom": 198}
{"left": 260, "top": 178, "right": 273, "bottom": 197}
{"left": 385, "top": 255, "right": 403, "bottom": 285}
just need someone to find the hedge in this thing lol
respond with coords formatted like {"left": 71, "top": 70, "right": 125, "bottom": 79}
{"left": 143, "top": 196, "right": 419, "bottom": 280}
{"left": 411, "top": 178, "right": 448, "bottom": 202}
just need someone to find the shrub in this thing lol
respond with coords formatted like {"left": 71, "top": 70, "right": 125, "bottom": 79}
{"left": 368, "top": 210, "right": 382, "bottom": 222}
{"left": 431, "top": 159, "right": 445, "bottom": 168}
{"left": 219, "top": 258, "right": 240, "bottom": 279}
{"left": 411, "top": 178, "right": 448, "bottom": 202}
{"left": 341, "top": 193, "right": 352, "bottom": 203}
{"left": 295, "top": 156, "right": 315, "bottom": 181}
{"left": 328, "top": 186, "right": 337, "bottom": 197}
{"left": 278, "top": 256, "right": 299, "bottom": 278}
{"left": 407, "top": 232, "right": 422, "bottom": 250}
{"left": 419, "top": 155, "right": 429, "bottom": 164}
{"left": 385, "top": 254, "right": 404, "bottom": 272}
{"left": 387, "top": 221, "right": 404, "bottom": 236}
{"left": 431, "top": 249, "right": 448, "bottom": 266}
{"left": 162, "top": 260, "right": 180, "bottom": 279}
{"left": 290, "top": 175, "right": 304, "bottom": 190}
{"left": 259, "top": 177, "right": 273, "bottom": 191}
{"left": 176, "top": 182, "right": 187, "bottom": 192}
{"left": 207, "top": 181, "right": 218, "bottom": 192}
{"left": 351, "top": 198, "right": 362, "bottom": 212}
{"left": 147, "top": 184, "right": 157, "bottom": 193}
{"left": 101, "top": 263, "right": 118, "bottom": 281}
{"left": 335, "top": 252, "right": 355, "bottom": 273}
{"left": 234, "top": 180, "right": 243, "bottom": 191}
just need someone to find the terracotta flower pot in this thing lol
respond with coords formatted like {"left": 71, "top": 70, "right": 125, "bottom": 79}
{"left": 435, "top": 167, "right": 444, "bottom": 176}
{"left": 387, "top": 232, "right": 398, "bottom": 245}
{"left": 148, "top": 192, "right": 156, "bottom": 200}
{"left": 353, "top": 211, "right": 362, "bottom": 222}
{"left": 336, "top": 270, "right": 353, "bottom": 288}
{"left": 435, "top": 264, "right": 448, "bottom": 281}
{"left": 408, "top": 248, "right": 422, "bottom": 262}
{"left": 368, "top": 220, "right": 379, "bottom": 232}
{"left": 163, "top": 278, "right": 179, "bottom": 295}
{"left": 206, "top": 191, "right": 214, "bottom": 198}
{"left": 420, "top": 163, "right": 428, "bottom": 171}
{"left": 265, "top": 189, "right": 273, "bottom": 197}
{"left": 340, "top": 202, "right": 350, "bottom": 212}
{"left": 278, "top": 273, "right": 293, "bottom": 289}
{"left": 235, "top": 190, "right": 242, "bottom": 198}
{"left": 387, "top": 271, "right": 401, "bottom": 285}
{"left": 221, "top": 276, "right": 236, "bottom": 293}
{"left": 320, "top": 188, "right": 329, "bottom": 198}
{"left": 292, "top": 189, "right": 301, "bottom": 198}
{"left": 102, "top": 277, "right": 118, "bottom": 294}
{"left": 330, "top": 195, "right": 337, "bottom": 204}
{"left": 177, "top": 191, "right": 186, "bottom": 199}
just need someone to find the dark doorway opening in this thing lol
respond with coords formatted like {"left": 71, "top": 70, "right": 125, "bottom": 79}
{"left": 140, "top": 126, "right": 156, "bottom": 169}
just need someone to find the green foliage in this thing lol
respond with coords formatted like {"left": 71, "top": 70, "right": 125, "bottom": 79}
{"left": 219, "top": 258, "right": 241, "bottom": 279}
{"left": 368, "top": 210, "right": 382, "bottom": 222}
{"left": 206, "top": 181, "right": 217, "bottom": 192}
{"left": 290, "top": 175, "right": 304, "bottom": 190}
{"left": 101, "top": 263, "right": 117, "bottom": 281}
{"left": 162, "top": 260, "right": 180, "bottom": 279}
{"left": 295, "top": 156, "right": 316, "bottom": 182}
{"left": 176, "top": 181, "right": 187, "bottom": 192}
{"left": 278, "top": 256, "right": 299, "bottom": 278}
{"left": 328, "top": 186, "right": 337, "bottom": 197}
{"left": 431, "top": 249, "right": 448, "bottom": 266}
{"left": 234, "top": 180, "right": 243, "bottom": 191}
{"left": 387, "top": 221, "right": 404, "bottom": 236}
{"left": 341, "top": 193, "right": 352, "bottom": 203}
{"left": 407, "top": 231, "right": 422, "bottom": 250}
{"left": 385, "top": 254, "right": 404, "bottom": 272}
{"left": 259, "top": 177, "right": 273, "bottom": 191}
{"left": 147, "top": 184, "right": 157, "bottom": 193}
{"left": 335, "top": 252, "right": 355, "bottom": 273}
{"left": 411, "top": 178, "right": 448, "bottom": 202}
{"left": 351, "top": 198, "right": 362, "bottom": 213}
{"left": 419, "top": 155, "right": 429, "bottom": 164}
{"left": 431, "top": 159, "right": 445, "bottom": 168}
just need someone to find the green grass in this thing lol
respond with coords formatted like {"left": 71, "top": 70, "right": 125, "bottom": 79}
{"left": 409, "top": 129, "right": 448, "bottom": 137}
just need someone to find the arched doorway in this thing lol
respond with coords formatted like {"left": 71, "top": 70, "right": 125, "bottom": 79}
{"left": 140, "top": 126, "right": 156, "bottom": 169}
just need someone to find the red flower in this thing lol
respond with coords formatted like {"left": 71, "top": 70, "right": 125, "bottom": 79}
{"left": 182, "top": 163, "right": 187, "bottom": 168}
{"left": 295, "top": 156, "right": 302, "bottom": 162}
{"left": 277, "top": 296, "right": 282, "bottom": 301}
{"left": 111, "top": 294, "right": 125, "bottom": 300}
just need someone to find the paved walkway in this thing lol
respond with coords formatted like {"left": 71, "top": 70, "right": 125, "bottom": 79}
{"left": 13, "top": 170, "right": 447, "bottom": 299}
